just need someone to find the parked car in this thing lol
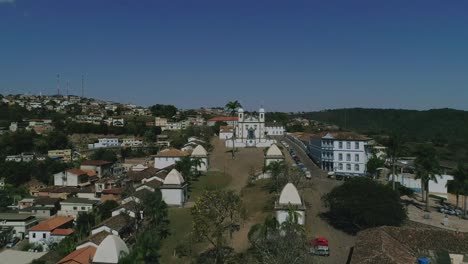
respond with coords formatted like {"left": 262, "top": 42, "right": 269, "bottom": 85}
{"left": 310, "top": 237, "right": 329, "bottom": 256}
{"left": 6, "top": 237, "right": 20, "bottom": 248}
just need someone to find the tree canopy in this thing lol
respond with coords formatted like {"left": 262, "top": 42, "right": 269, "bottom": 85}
{"left": 323, "top": 177, "right": 406, "bottom": 234}
{"left": 149, "top": 104, "right": 178, "bottom": 118}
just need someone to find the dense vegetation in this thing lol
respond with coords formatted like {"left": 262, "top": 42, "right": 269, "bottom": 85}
{"left": 299, "top": 108, "right": 468, "bottom": 144}
{"left": 322, "top": 177, "right": 407, "bottom": 234}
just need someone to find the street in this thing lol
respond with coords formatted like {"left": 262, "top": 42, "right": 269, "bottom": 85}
{"left": 283, "top": 137, "right": 356, "bottom": 264}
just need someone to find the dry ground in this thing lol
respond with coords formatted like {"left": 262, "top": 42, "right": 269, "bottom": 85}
{"left": 284, "top": 137, "right": 356, "bottom": 264}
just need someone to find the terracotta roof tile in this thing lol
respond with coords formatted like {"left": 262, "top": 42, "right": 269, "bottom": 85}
{"left": 29, "top": 217, "right": 74, "bottom": 231}
{"left": 51, "top": 228, "right": 74, "bottom": 236}
{"left": 57, "top": 246, "right": 96, "bottom": 264}
{"left": 66, "top": 168, "right": 88, "bottom": 175}
{"left": 208, "top": 116, "right": 238, "bottom": 122}
{"left": 155, "top": 148, "right": 189, "bottom": 157}
{"left": 79, "top": 230, "right": 111, "bottom": 247}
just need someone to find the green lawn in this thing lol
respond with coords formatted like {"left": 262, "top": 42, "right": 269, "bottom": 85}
{"left": 188, "top": 171, "right": 232, "bottom": 202}
{"left": 160, "top": 208, "right": 194, "bottom": 263}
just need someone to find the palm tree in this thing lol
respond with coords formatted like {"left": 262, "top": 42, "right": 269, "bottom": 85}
{"left": 191, "top": 157, "right": 206, "bottom": 176}
{"left": 265, "top": 161, "right": 287, "bottom": 194}
{"left": 414, "top": 144, "right": 441, "bottom": 212}
{"left": 447, "top": 164, "right": 467, "bottom": 209}
{"left": 385, "top": 133, "right": 403, "bottom": 190}
{"left": 225, "top": 100, "right": 242, "bottom": 116}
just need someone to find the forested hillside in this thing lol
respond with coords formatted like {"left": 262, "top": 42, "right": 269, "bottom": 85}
{"left": 300, "top": 108, "right": 468, "bottom": 144}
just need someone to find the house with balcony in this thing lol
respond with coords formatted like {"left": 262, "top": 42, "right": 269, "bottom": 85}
{"left": 88, "top": 137, "right": 120, "bottom": 149}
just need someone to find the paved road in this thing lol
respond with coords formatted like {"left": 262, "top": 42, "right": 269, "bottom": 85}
{"left": 283, "top": 137, "right": 356, "bottom": 264}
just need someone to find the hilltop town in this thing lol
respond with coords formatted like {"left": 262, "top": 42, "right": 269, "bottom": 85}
{"left": 0, "top": 95, "right": 468, "bottom": 264}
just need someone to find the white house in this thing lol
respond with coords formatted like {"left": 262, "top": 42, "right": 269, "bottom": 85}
{"left": 265, "top": 122, "right": 285, "bottom": 136}
{"left": 0, "top": 213, "right": 38, "bottom": 239}
{"left": 161, "top": 169, "right": 187, "bottom": 206}
{"left": 218, "top": 126, "right": 234, "bottom": 140}
{"left": 275, "top": 183, "right": 305, "bottom": 225}
{"left": 28, "top": 217, "right": 74, "bottom": 244}
{"left": 92, "top": 234, "right": 129, "bottom": 264}
{"left": 154, "top": 148, "right": 189, "bottom": 169}
{"left": 389, "top": 173, "right": 454, "bottom": 199}
{"left": 88, "top": 137, "right": 120, "bottom": 149}
{"left": 191, "top": 145, "right": 209, "bottom": 172}
{"left": 265, "top": 144, "right": 284, "bottom": 167}
{"left": 207, "top": 116, "right": 238, "bottom": 127}
{"left": 58, "top": 197, "right": 99, "bottom": 218}
{"left": 54, "top": 169, "right": 90, "bottom": 187}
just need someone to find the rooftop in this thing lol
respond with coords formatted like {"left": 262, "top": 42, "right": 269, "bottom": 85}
{"left": 81, "top": 160, "right": 113, "bottom": 166}
{"left": 28, "top": 216, "right": 74, "bottom": 232}
{"left": 0, "top": 213, "right": 35, "bottom": 221}
{"left": 266, "top": 144, "right": 283, "bottom": 157}
{"left": 95, "top": 214, "right": 132, "bottom": 233}
{"left": 191, "top": 145, "right": 208, "bottom": 157}
{"left": 208, "top": 116, "right": 238, "bottom": 122}
{"left": 61, "top": 197, "right": 99, "bottom": 205}
{"left": 163, "top": 169, "right": 185, "bottom": 185}
{"left": 278, "top": 183, "right": 302, "bottom": 205}
{"left": 57, "top": 246, "right": 96, "bottom": 264}
{"left": 127, "top": 167, "right": 161, "bottom": 182}
{"left": 66, "top": 168, "right": 89, "bottom": 176}
{"left": 78, "top": 230, "right": 111, "bottom": 248}
{"left": 155, "top": 148, "right": 189, "bottom": 157}
{"left": 51, "top": 228, "right": 74, "bottom": 236}
{"left": 92, "top": 235, "right": 129, "bottom": 264}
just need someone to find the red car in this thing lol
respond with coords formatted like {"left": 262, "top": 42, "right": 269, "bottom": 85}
{"left": 309, "top": 237, "right": 330, "bottom": 256}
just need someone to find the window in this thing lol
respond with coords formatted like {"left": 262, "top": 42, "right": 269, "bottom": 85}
{"left": 73, "top": 207, "right": 77, "bottom": 210}
{"left": 355, "top": 142, "right": 359, "bottom": 149}
{"left": 338, "top": 163, "right": 343, "bottom": 170}
{"left": 346, "top": 142, "right": 351, "bottom": 149}
{"left": 355, "top": 154, "right": 359, "bottom": 162}
{"left": 346, "top": 154, "right": 351, "bottom": 161}
{"left": 338, "top": 141, "right": 343, "bottom": 148}
{"left": 355, "top": 164, "right": 359, "bottom": 171}
{"left": 32, "top": 233, "right": 36, "bottom": 238}
{"left": 43, "top": 233, "right": 46, "bottom": 239}
{"left": 346, "top": 164, "right": 351, "bottom": 170}
{"left": 81, "top": 207, "right": 86, "bottom": 210}
{"left": 338, "top": 153, "right": 343, "bottom": 161}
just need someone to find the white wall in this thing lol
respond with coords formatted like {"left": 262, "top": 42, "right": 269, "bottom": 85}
{"left": 265, "top": 157, "right": 284, "bottom": 167}
{"left": 266, "top": 126, "right": 285, "bottom": 136}
{"left": 391, "top": 173, "right": 454, "bottom": 197}
{"left": 54, "top": 172, "right": 80, "bottom": 187}
{"left": 154, "top": 157, "right": 181, "bottom": 169}
{"left": 59, "top": 203, "right": 94, "bottom": 218}
{"left": 0, "top": 219, "right": 37, "bottom": 238}
{"left": 161, "top": 188, "right": 185, "bottom": 206}
{"left": 91, "top": 226, "right": 119, "bottom": 236}
{"left": 192, "top": 157, "right": 208, "bottom": 172}
{"left": 219, "top": 132, "right": 233, "bottom": 140}
{"left": 29, "top": 231, "right": 50, "bottom": 244}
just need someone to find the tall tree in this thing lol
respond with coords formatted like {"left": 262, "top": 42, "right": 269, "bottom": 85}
{"left": 191, "top": 190, "right": 245, "bottom": 263}
{"left": 386, "top": 133, "right": 403, "bottom": 190}
{"left": 414, "top": 144, "right": 441, "bottom": 212}
{"left": 447, "top": 164, "right": 467, "bottom": 209}
{"left": 265, "top": 161, "right": 287, "bottom": 195}
{"left": 224, "top": 101, "right": 242, "bottom": 116}
{"left": 323, "top": 177, "right": 406, "bottom": 233}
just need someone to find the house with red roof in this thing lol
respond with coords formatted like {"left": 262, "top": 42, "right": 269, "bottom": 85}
{"left": 207, "top": 116, "right": 238, "bottom": 127}
{"left": 28, "top": 216, "right": 74, "bottom": 244}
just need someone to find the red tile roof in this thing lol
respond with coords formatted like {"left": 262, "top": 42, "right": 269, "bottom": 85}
{"left": 81, "top": 160, "right": 112, "bottom": 166}
{"left": 208, "top": 116, "right": 238, "bottom": 122}
{"left": 155, "top": 148, "right": 189, "bottom": 157}
{"left": 101, "top": 188, "right": 123, "bottom": 195}
{"left": 56, "top": 246, "right": 96, "bottom": 264}
{"left": 66, "top": 169, "right": 88, "bottom": 176}
{"left": 29, "top": 217, "right": 74, "bottom": 232}
{"left": 51, "top": 228, "right": 74, "bottom": 236}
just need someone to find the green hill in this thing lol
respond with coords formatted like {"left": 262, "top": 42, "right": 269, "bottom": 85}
{"left": 301, "top": 108, "right": 468, "bottom": 143}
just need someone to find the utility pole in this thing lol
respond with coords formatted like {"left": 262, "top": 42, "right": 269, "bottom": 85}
{"left": 81, "top": 74, "right": 85, "bottom": 98}
{"left": 56, "top": 74, "right": 60, "bottom": 96}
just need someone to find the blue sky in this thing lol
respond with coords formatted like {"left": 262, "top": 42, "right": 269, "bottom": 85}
{"left": 1, "top": 0, "right": 467, "bottom": 111}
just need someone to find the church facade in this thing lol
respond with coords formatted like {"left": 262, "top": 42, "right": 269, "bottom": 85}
{"left": 223, "top": 108, "right": 283, "bottom": 148}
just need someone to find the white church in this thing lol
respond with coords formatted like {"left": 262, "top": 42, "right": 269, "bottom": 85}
{"left": 221, "top": 107, "right": 285, "bottom": 148}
